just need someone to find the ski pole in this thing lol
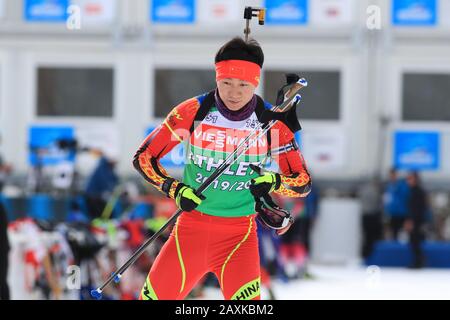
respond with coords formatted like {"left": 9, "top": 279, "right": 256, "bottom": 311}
{"left": 91, "top": 79, "right": 307, "bottom": 299}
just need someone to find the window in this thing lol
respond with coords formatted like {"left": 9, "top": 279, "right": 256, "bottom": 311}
{"left": 154, "top": 68, "right": 216, "bottom": 118}
{"left": 403, "top": 73, "right": 450, "bottom": 121}
{"left": 264, "top": 70, "right": 341, "bottom": 120}
{"left": 37, "top": 67, "right": 114, "bottom": 117}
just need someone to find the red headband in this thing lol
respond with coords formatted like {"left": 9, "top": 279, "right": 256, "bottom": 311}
{"left": 215, "top": 60, "right": 261, "bottom": 87}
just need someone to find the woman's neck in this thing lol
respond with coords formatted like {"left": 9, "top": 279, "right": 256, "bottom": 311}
{"left": 214, "top": 90, "right": 257, "bottom": 121}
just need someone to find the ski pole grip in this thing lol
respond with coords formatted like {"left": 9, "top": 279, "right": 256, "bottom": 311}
{"left": 290, "top": 78, "right": 307, "bottom": 92}
{"left": 283, "top": 78, "right": 307, "bottom": 106}
{"left": 288, "top": 80, "right": 306, "bottom": 97}
{"left": 277, "top": 78, "right": 308, "bottom": 112}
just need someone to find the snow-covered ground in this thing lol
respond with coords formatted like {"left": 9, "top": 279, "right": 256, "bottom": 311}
{"left": 198, "top": 264, "right": 450, "bottom": 300}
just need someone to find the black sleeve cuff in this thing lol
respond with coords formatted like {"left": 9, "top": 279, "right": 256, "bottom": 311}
{"left": 274, "top": 173, "right": 282, "bottom": 190}
{"left": 161, "top": 178, "right": 175, "bottom": 197}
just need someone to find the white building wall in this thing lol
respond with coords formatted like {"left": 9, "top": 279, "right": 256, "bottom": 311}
{"left": 0, "top": 0, "right": 449, "bottom": 185}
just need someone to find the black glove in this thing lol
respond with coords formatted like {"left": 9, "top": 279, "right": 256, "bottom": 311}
{"left": 249, "top": 164, "right": 281, "bottom": 199}
{"left": 174, "top": 183, "right": 206, "bottom": 212}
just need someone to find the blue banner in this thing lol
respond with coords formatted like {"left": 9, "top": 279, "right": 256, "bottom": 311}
{"left": 265, "top": 0, "right": 308, "bottom": 25}
{"left": 394, "top": 131, "right": 440, "bottom": 170}
{"left": 29, "top": 126, "right": 76, "bottom": 166}
{"left": 151, "top": 0, "right": 195, "bottom": 24}
{"left": 24, "top": 0, "right": 69, "bottom": 22}
{"left": 392, "top": 0, "right": 437, "bottom": 26}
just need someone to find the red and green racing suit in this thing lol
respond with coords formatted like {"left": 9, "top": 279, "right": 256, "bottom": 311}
{"left": 133, "top": 93, "right": 311, "bottom": 300}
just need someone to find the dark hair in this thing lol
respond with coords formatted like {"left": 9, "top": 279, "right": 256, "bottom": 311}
{"left": 215, "top": 37, "right": 264, "bottom": 68}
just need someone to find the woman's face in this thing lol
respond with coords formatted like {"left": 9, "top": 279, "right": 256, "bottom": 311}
{"left": 217, "top": 78, "right": 256, "bottom": 111}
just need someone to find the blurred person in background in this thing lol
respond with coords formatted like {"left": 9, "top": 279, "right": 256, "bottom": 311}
{"left": 276, "top": 196, "right": 307, "bottom": 280}
{"left": 383, "top": 168, "right": 410, "bottom": 240}
{"left": 0, "top": 142, "right": 12, "bottom": 194}
{"left": 404, "top": 171, "right": 428, "bottom": 269}
{"left": 430, "top": 192, "right": 450, "bottom": 241}
{"left": 359, "top": 178, "right": 383, "bottom": 259}
{"left": 276, "top": 184, "right": 320, "bottom": 278}
{"left": 256, "top": 219, "right": 280, "bottom": 299}
{"left": 0, "top": 204, "right": 10, "bottom": 300}
{"left": 84, "top": 150, "right": 119, "bottom": 220}
{"left": 302, "top": 183, "right": 319, "bottom": 253}
{"left": 0, "top": 136, "right": 12, "bottom": 299}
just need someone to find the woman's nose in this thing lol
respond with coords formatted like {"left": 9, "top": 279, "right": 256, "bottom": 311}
{"left": 229, "top": 85, "right": 242, "bottom": 95}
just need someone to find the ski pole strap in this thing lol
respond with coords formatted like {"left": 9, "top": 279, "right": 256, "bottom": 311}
{"left": 270, "top": 138, "right": 299, "bottom": 156}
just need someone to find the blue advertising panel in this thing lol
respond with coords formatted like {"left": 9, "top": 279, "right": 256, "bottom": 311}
{"left": 394, "top": 131, "right": 440, "bottom": 170}
{"left": 29, "top": 126, "right": 76, "bottom": 166}
{"left": 392, "top": 0, "right": 437, "bottom": 26}
{"left": 24, "top": 0, "right": 69, "bottom": 22}
{"left": 151, "top": 0, "right": 195, "bottom": 24}
{"left": 145, "top": 127, "right": 186, "bottom": 168}
{"left": 265, "top": 0, "right": 308, "bottom": 25}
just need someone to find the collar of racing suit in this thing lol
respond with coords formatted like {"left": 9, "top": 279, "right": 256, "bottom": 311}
{"left": 214, "top": 89, "right": 257, "bottom": 122}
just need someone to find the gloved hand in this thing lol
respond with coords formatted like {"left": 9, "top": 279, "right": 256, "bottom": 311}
{"left": 174, "top": 183, "right": 206, "bottom": 212}
{"left": 255, "top": 193, "right": 293, "bottom": 236}
{"left": 249, "top": 164, "right": 281, "bottom": 198}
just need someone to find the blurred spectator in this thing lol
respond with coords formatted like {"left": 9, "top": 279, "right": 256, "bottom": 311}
{"left": 430, "top": 192, "right": 450, "bottom": 241}
{"left": 302, "top": 183, "right": 320, "bottom": 252}
{"left": 277, "top": 196, "right": 306, "bottom": 280}
{"left": 383, "top": 168, "right": 410, "bottom": 240}
{"left": 0, "top": 144, "right": 12, "bottom": 193}
{"left": 359, "top": 178, "right": 383, "bottom": 259}
{"left": 0, "top": 195, "right": 10, "bottom": 300}
{"left": 257, "top": 219, "right": 283, "bottom": 279}
{"left": 67, "top": 200, "right": 89, "bottom": 224}
{"left": 0, "top": 146, "right": 11, "bottom": 300}
{"left": 283, "top": 213, "right": 309, "bottom": 279}
{"left": 275, "top": 185, "right": 319, "bottom": 280}
{"left": 84, "top": 152, "right": 119, "bottom": 219}
{"left": 404, "top": 171, "right": 428, "bottom": 269}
